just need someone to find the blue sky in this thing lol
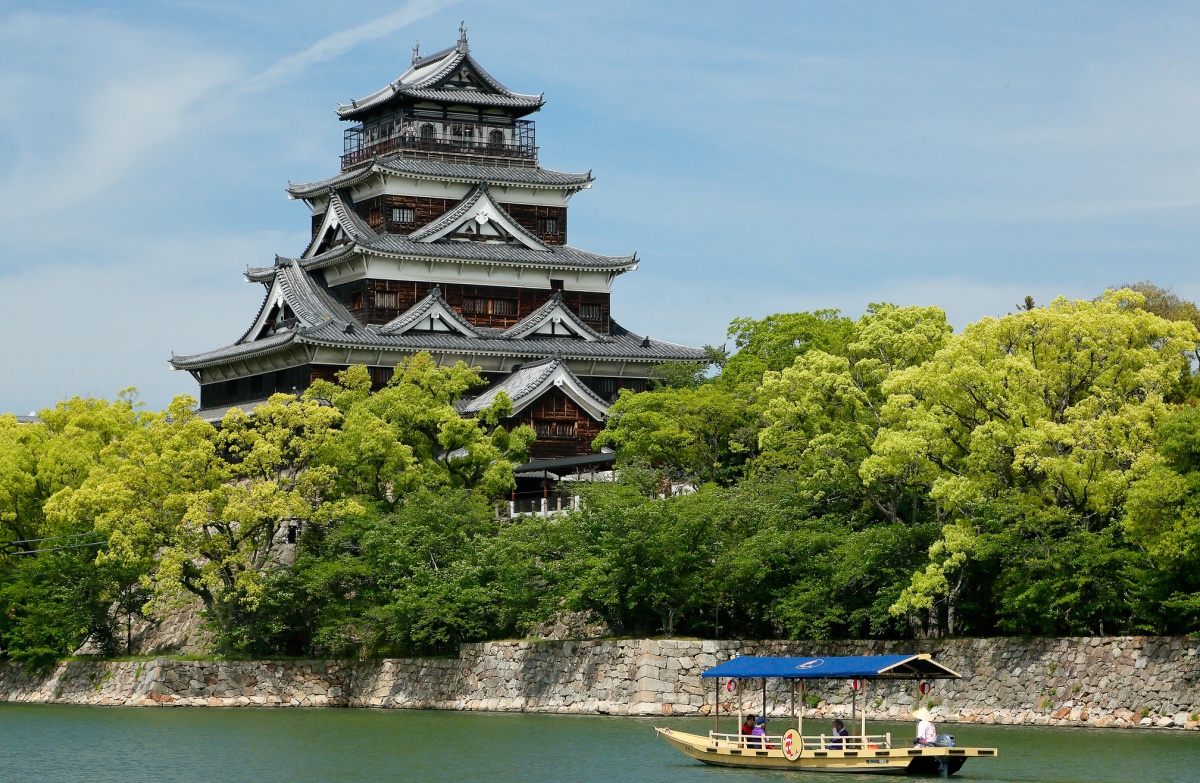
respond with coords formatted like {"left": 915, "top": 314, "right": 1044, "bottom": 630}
{"left": 1, "top": 1, "right": 1199, "bottom": 413}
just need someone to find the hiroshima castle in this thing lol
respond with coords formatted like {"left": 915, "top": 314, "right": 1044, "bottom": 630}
{"left": 171, "top": 26, "right": 706, "bottom": 461}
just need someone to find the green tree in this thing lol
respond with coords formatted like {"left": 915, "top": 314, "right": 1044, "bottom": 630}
{"left": 594, "top": 385, "right": 755, "bottom": 484}
{"left": 883, "top": 290, "right": 1199, "bottom": 634}
{"left": 755, "top": 303, "right": 952, "bottom": 522}
{"left": 249, "top": 489, "right": 514, "bottom": 656}
{"left": 722, "top": 310, "right": 856, "bottom": 390}
{"left": 47, "top": 394, "right": 358, "bottom": 648}
{"left": 1124, "top": 404, "right": 1200, "bottom": 630}
{"left": 0, "top": 395, "right": 140, "bottom": 547}
{"left": 309, "top": 356, "right": 534, "bottom": 507}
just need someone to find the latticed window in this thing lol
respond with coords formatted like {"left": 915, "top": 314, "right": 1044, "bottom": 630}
{"left": 374, "top": 291, "right": 398, "bottom": 309}
{"left": 534, "top": 420, "right": 577, "bottom": 439}
{"left": 391, "top": 207, "right": 415, "bottom": 224}
{"left": 539, "top": 217, "right": 558, "bottom": 235}
{"left": 580, "top": 303, "right": 602, "bottom": 321}
{"left": 463, "top": 296, "right": 517, "bottom": 316}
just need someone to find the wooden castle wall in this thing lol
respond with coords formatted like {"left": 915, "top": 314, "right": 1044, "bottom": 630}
{"left": 327, "top": 280, "right": 610, "bottom": 332}
{"left": 339, "top": 197, "right": 568, "bottom": 245}
{"left": 507, "top": 387, "right": 603, "bottom": 459}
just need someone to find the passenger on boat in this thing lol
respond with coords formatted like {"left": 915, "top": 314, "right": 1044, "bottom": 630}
{"left": 741, "top": 715, "right": 756, "bottom": 747}
{"left": 751, "top": 716, "right": 773, "bottom": 749}
{"left": 912, "top": 707, "right": 937, "bottom": 747}
{"left": 829, "top": 719, "right": 849, "bottom": 749}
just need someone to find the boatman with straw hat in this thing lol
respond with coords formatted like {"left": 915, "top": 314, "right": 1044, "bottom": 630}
{"left": 912, "top": 707, "right": 937, "bottom": 747}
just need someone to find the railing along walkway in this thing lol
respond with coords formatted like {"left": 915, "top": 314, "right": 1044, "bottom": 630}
{"left": 708, "top": 731, "right": 893, "bottom": 751}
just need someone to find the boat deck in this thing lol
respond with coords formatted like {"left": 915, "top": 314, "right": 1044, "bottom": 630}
{"left": 655, "top": 728, "right": 998, "bottom": 775}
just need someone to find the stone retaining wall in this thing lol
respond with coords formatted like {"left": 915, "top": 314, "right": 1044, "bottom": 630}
{"left": 2, "top": 636, "right": 1198, "bottom": 729}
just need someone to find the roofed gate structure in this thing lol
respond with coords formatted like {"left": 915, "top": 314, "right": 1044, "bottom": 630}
{"left": 171, "top": 26, "right": 707, "bottom": 460}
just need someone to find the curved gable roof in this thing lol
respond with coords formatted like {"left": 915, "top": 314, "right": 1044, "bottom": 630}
{"left": 337, "top": 36, "right": 543, "bottom": 121}
{"left": 499, "top": 292, "right": 609, "bottom": 342}
{"left": 379, "top": 286, "right": 481, "bottom": 337}
{"left": 406, "top": 182, "right": 548, "bottom": 250}
{"left": 455, "top": 356, "right": 610, "bottom": 420}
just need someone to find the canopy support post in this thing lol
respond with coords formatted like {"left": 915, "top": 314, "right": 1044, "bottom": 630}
{"left": 799, "top": 680, "right": 804, "bottom": 735}
{"left": 763, "top": 678, "right": 767, "bottom": 720}
{"left": 737, "top": 680, "right": 743, "bottom": 736}
{"left": 861, "top": 680, "right": 868, "bottom": 743}
{"left": 714, "top": 678, "right": 720, "bottom": 735}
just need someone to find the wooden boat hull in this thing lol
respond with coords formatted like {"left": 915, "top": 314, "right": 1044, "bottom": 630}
{"left": 654, "top": 728, "right": 997, "bottom": 776}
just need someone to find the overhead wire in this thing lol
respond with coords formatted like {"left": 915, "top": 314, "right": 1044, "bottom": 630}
{"left": 6, "top": 531, "right": 101, "bottom": 546}
{"left": 4, "top": 540, "right": 107, "bottom": 556}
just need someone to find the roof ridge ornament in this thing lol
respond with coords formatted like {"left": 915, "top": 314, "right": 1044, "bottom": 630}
{"left": 412, "top": 40, "right": 421, "bottom": 65}
{"left": 457, "top": 21, "right": 469, "bottom": 53}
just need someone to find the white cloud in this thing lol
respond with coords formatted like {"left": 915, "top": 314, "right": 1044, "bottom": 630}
{"left": 0, "top": 14, "right": 239, "bottom": 250}
{"left": 242, "top": 0, "right": 460, "bottom": 93}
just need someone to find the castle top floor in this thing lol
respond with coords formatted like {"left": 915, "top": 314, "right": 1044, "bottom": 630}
{"left": 338, "top": 25, "right": 544, "bottom": 170}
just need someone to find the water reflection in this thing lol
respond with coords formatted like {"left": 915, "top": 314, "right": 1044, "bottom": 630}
{"left": 0, "top": 705, "right": 1196, "bottom": 783}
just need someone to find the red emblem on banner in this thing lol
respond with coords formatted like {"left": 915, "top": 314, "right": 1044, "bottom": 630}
{"left": 851, "top": 679, "right": 861, "bottom": 691}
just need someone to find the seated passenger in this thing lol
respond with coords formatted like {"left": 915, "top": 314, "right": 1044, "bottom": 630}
{"left": 829, "top": 719, "right": 849, "bottom": 749}
{"left": 741, "top": 715, "right": 756, "bottom": 747}
{"left": 750, "top": 716, "right": 769, "bottom": 749}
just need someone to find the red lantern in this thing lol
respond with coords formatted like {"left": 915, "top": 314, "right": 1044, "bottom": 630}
{"left": 919, "top": 681, "right": 932, "bottom": 695}
{"left": 726, "top": 680, "right": 736, "bottom": 692}
{"left": 851, "top": 679, "right": 861, "bottom": 691}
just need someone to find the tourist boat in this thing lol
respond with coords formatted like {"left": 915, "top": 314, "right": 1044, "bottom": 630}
{"left": 655, "top": 654, "right": 998, "bottom": 776}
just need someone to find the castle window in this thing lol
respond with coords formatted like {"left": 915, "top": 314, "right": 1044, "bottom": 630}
{"left": 580, "top": 303, "right": 602, "bottom": 321}
{"left": 539, "top": 217, "right": 558, "bottom": 235}
{"left": 391, "top": 206, "right": 415, "bottom": 225}
{"left": 374, "top": 291, "right": 398, "bottom": 309}
{"left": 463, "top": 296, "right": 517, "bottom": 316}
{"left": 489, "top": 129, "right": 505, "bottom": 147}
{"left": 420, "top": 123, "right": 435, "bottom": 140}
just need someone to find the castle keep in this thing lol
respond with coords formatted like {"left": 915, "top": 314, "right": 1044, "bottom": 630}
{"left": 171, "top": 27, "right": 706, "bottom": 458}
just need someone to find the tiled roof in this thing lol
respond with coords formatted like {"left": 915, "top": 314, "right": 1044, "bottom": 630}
{"left": 285, "top": 185, "right": 631, "bottom": 272}
{"left": 170, "top": 318, "right": 707, "bottom": 371}
{"left": 171, "top": 330, "right": 298, "bottom": 370}
{"left": 286, "top": 157, "right": 593, "bottom": 199}
{"left": 499, "top": 292, "right": 609, "bottom": 342}
{"left": 292, "top": 232, "right": 636, "bottom": 272}
{"left": 405, "top": 182, "right": 549, "bottom": 251}
{"left": 194, "top": 397, "right": 274, "bottom": 424}
{"left": 327, "top": 190, "right": 377, "bottom": 242}
{"left": 379, "top": 286, "right": 481, "bottom": 337}
{"left": 405, "top": 182, "right": 490, "bottom": 242}
{"left": 274, "top": 258, "right": 357, "bottom": 328}
{"left": 244, "top": 265, "right": 277, "bottom": 283}
{"left": 455, "top": 356, "right": 610, "bottom": 419}
{"left": 337, "top": 43, "right": 543, "bottom": 120}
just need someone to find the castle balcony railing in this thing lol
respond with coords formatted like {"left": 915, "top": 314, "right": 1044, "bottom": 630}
{"left": 342, "top": 113, "right": 537, "bottom": 170}
{"left": 506, "top": 490, "right": 579, "bottom": 518}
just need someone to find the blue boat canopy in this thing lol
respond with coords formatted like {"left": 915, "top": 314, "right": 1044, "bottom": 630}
{"left": 700, "top": 654, "right": 960, "bottom": 680}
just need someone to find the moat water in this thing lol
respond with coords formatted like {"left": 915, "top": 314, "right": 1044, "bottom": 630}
{"left": 1, "top": 706, "right": 1196, "bottom": 782}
